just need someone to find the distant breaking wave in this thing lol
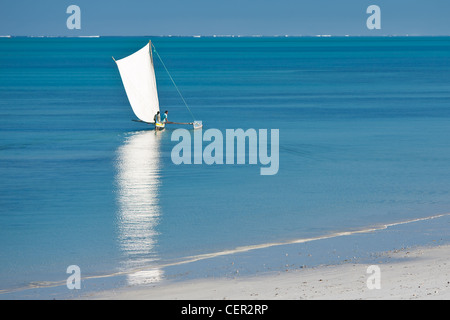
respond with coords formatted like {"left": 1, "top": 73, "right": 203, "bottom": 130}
{"left": 23, "top": 35, "right": 101, "bottom": 38}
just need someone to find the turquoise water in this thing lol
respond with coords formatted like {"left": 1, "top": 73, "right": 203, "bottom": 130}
{"left": 1, "top": 37, "right": 450, "bottom": 297}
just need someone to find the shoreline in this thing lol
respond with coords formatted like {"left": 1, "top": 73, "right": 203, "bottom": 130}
{"left": 88, "top": 243, "right": 450, "bottom": 300}
{"left": 1, "top": 212, "right": 448, "bottom": 299}
{"left": 84, "top": 214, "right": 450, "bottom": 300}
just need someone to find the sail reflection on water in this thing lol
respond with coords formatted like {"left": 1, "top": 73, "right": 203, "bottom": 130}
{"left": 115, "top": 130, "right": 163, "bottom": 285}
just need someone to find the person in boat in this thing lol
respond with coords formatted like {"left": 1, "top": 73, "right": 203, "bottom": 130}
{"left": 153, "top": 111, "right": 161, "bottom": 124}
{"left": 160, "top": 110, "right": 168, "bottom": 123}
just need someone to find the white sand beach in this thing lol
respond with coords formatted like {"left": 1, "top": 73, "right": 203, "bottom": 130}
{"left": 90, "top": 244, "right": 450, "bottom": 300}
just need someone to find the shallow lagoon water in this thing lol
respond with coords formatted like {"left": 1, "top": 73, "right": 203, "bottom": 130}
{"left": 1, "top": 36, "right": 450, "bottom": 297}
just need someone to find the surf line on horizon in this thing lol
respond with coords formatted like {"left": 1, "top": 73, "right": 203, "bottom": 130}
{"left": 2, "top": 212, "right": 449, "bottom": 295}
{"left": 171, "top": 128, "right": 280, "bottom": 176}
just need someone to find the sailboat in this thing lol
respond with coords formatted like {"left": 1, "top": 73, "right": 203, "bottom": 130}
{"left": 113, "top": 41, "right": 202, "bottom": 130}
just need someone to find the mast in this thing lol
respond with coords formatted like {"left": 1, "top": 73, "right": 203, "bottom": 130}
{"left": 149, "top": 40, "right": 153, "bottom": 62}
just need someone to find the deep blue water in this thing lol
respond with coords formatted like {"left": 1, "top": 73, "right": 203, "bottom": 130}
{"left": 1, "top": 36, "right": 450, "bottom": 297}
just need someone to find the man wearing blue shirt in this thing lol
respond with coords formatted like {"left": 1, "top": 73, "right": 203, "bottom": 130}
{"left": 160, "top": 110, "right": 168, "bottom": 123}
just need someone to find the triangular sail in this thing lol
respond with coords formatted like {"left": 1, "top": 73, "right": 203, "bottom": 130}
{"left": 115, "top": 43, "right": 159, "bottom": 123}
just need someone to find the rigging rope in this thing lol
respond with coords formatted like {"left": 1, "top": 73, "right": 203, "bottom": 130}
{"left": 151, "top": 43, "right": 196, "bottom": 121}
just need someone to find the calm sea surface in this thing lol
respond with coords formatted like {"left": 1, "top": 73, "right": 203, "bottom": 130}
{"left": 1, "top": 36, "right": 450, "bottom": 296}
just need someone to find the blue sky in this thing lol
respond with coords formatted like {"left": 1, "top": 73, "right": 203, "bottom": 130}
{"left": 1, "top": 0, "right": 450, "bottom": 36}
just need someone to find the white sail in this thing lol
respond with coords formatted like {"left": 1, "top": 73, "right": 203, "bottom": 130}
{"left": 115, "top": 43, "right": 159, "bottom": 123}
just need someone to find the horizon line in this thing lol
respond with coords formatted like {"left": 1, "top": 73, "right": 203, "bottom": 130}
{"left": 3, "top": 34, "right": 450, "bottom": 38}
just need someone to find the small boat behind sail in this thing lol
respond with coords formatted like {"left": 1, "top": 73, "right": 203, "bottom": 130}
{"left": 113, "top": 41, "right": 202, "bottom": 130}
